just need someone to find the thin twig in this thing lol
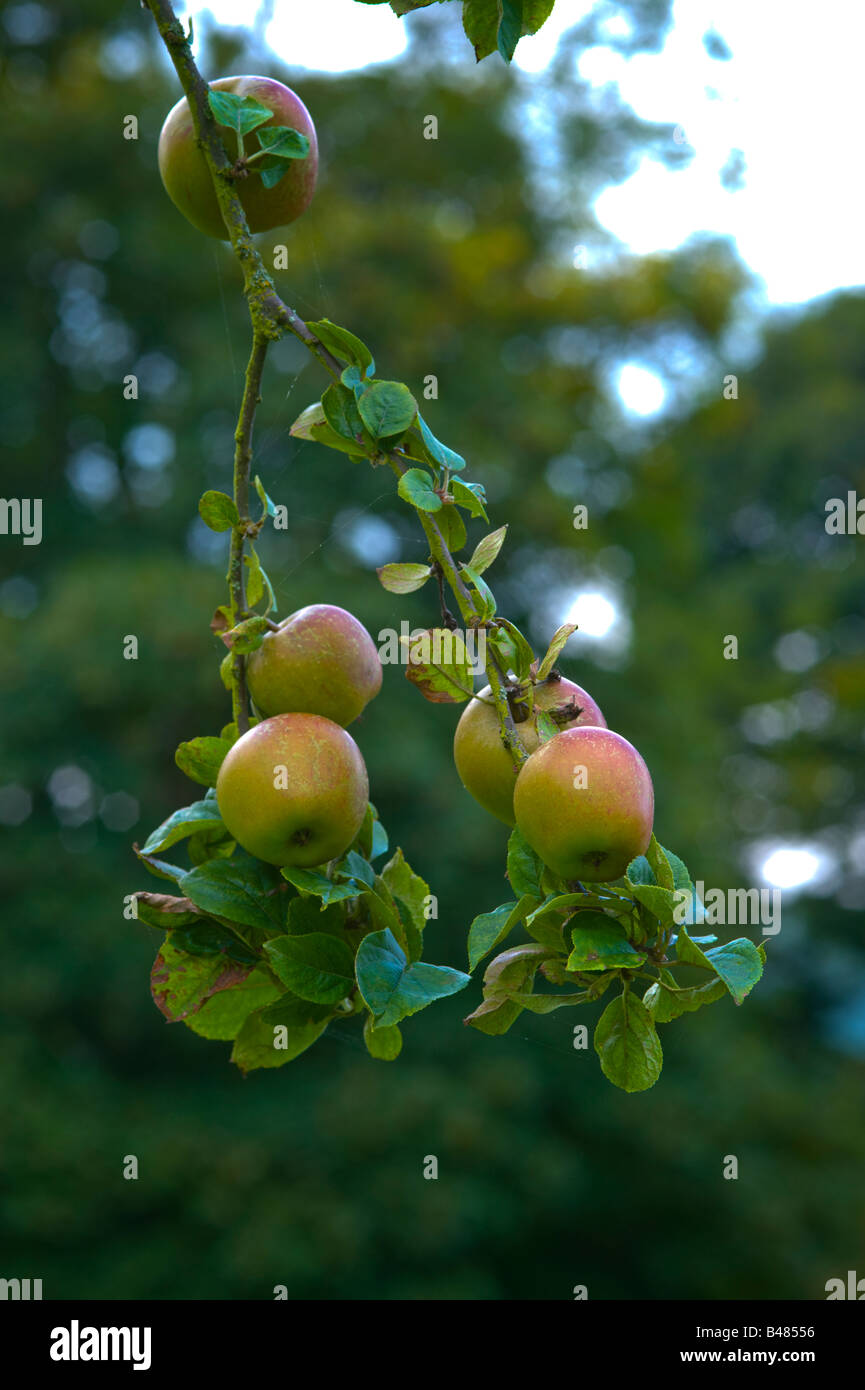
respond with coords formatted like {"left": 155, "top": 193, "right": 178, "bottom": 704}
{"left": 229, "top": 333, "right": 269, "bottom": 733}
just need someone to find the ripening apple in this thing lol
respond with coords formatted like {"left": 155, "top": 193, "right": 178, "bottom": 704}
{"left": 247, "top": 604, "right": 382, "bottom": 727}
{"left": 513, "top": 726, "right": 654, "bottom": 882}
{"left": 453, "top": 677, "right": 606, "bottom": 825}
{"left": 158, "top": 75, "right": 318, "bottom": 239}
{"left": 215, "top": 713, "right": 368, "bottom": 867}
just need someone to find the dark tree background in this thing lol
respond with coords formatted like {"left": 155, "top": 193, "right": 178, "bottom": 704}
{"left": 1, "top": 0, "right": 863, "bottom": 1298}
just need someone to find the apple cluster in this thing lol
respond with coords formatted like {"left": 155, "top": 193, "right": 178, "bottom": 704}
{"left": 217, "top": 606, "right": 382, "bottom": 866}
{"left": 454, "top": 676, "right": 655, "bottom": 884}
{"left": 138, "top": 52, "right": 766, "bottom": 1089}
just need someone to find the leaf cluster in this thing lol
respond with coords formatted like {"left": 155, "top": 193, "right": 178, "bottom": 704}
{"left": 135, "top": 757, "right": 469, "bottom": 1072}
{"left": 464, "top": 832, "right": 765, "bottom": 1091}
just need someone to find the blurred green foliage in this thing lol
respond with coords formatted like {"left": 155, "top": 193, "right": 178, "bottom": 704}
{"left": 1, "top": 0, "right": 863, "bottom": 1299}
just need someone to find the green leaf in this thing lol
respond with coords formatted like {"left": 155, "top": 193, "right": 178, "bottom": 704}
{"left": 463, "top": 995, "right": 524, "bottom": 1034}
{"left": 567, "top": 913, "right": 647, "bottom": 971}
{"left": 497, "top": 0, "right": 522, "bottom": 61}
{"left": 462, "top": 0, "right": 499, "bottom": 61}
{"left": 371, "top": 819, "right": 389, "bottom": 861}
{"left": 467, "top": 524, "right": 507, "bottom": 574}
{"left": 629, "top": 843, "right": 698, "bottom": 908}
{"left": 306, "top": 319, "right": 375, "bottom": 379}
{"left": 461, "top": 0, "right": 554, "bottom": 61}
{"left": 142, "top": 800, "right": 225, "bottom": 855}
{"left": 398, "top": 468, "right": 442, "bottom": 512}
{"left": 244, "top": 552, "right": 265, "bottom": 608}
{"left": 506, "top": 827, "right": 543, "bottom": 899}
{"left": 489, "top": 619, "right": 535, "bottom": 680}
{"left": 460, "top": 564, "right": 496, "bottom": 618}
{"left": 363, "top": 1014, "right": 403, "bottom": 1060}
{"left": 174, "top": 735, "right": 233, "bottom": 788}
{"left": 415, "top": 414, "right": 466, "bottom": 472}
{"left": 182, "top": 855, "right": 284, "bottom": 933}
{"left": 403, "top": 626, "right": 473, "bottom": 703}
{"left": 322, "top": 381, "right": 366, "bottom": 442}
{"left": 376, "top": 562, "right": 433, "bottom": 594}
{"left": 290, "top": 401, "right": 328, "bottom": 440}
{"left": 260, "top": 159, "right": 289, "bottom": 189}
{"left": 629, "top": 882, "right": 679, "bottom": 925}
{"left": 313, "top": 423, "right": 369, "bottom": 457}
{"left": 243, "top": 550, "right": 273, "bottom": 613}
{"left": 705, "top": 939, "right": 764, "bottom": 1005}
{"left": 219, "top": 651, "right": 234, "bottom": 692}
{"left": 254, "top": 474, "right": 277, "bottom": 519}
{"left": 150, "top": 939, "right": 252, "bottom": 1023}
{"left": 451, "top": 477, "right": 488, "bottom": 520}
{"left": 380, "top": 848, "right": 431, "bottom": 936}
{"left": 355, "top": 928, "right": 470, "bottom": 1028}
{"left": 626, "top": 854, "right": 655, "bottom": 886}
{"left": 656, "top": 846, "right": 706, "bottom": 924}
{"left": 510, "top": 990, "right": 589, "bottom": 1013}
{"left": 258, "top": 159, "right": 293, "bottom": 189}
{"left": 290, "top": 401, "right": 367, "bottom": 457}
{"left": 361, "top": 882, "right": 421, "bottom": 963}
{"left": 535, "top": 710, "right": 558, "bottom": 745}
{"left": 527, "top": 892, "right": 613, "bottom": 923}
{"left": 285, "top": 895, "right": 348, "bottom": 940}
{"left": 462, "top": 565, "right": 497, "bottom": 618}
{"left": 467, "top": 900, "right": 518, "bottom": 972}
{"left": 349, "top": 803, "right": 387, "bottom": 863}
{"left": 186, "top": 824, "right": 235, "bottom": 866}
{"left": 536, "top": 623, "right": 578, "bottom": 680}
{"left": 674, "top": 923, "right": 715, "bottom": 970}
{"left": 659, "top": 845, "right": 692, "bottom": 892}
{"left": 264, "top": 933, "right": 355, "bottom": 1005}
{"left": 482, "top": 942, "right": 553, "bottom": 990}
{"left": 133, "top": 891, "right": 201, "bottom": 930}
{"left": 256, "top": 124, "right": 310, "bottom": 159}
{"left": 231, "top": 996, "right": 331, "bottom": 1074}
{"left": 522, "top": 903, "right": 568, "bottom": 953}
{"left": 198, "top": 490, "right": 239, "bottom": 532}
{"left": 280, "top": 865, "right": 360, "bottom": 906}
{"left": 646, "top": 835, "right": 675, "bottom": 891}
{"left": 465, "top": 941, "right": 552, "bottom": 1033}
{"left": 220, "top": 614, "right": 270, "bottom": 655}
{"left": 643, "top": 971, "right": 727, "bottom": 1022}
{"left": 594, "top": 991, "right": 663, "bottom": 1093}
{"left": 335, "top": 850, "right": 377, "bottom": 889}
{"left": 167, "top": 918, "right": 259, "bottom": 965}
{"left": 208, "top": 89, "right": 273, "bottom": 136}
{"left": 185, "top": 964, "right": 283, "bottom": 1040}
{"left": 437, "top": 502, "right": 467, "bottom": 553}
{"left": 358, "top": 381, "right": 418, "bottom": 440}
{"left": 385, "top": 0, "right": 441, "bottom": 13}
{"left": 134, "top": 845, "right": 187, "bottom": 885}
{"left": 522, "top": 0, "right": 556, "bottom": 34}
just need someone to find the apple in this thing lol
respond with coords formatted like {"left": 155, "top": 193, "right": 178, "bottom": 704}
{"left": 453, "top": 676, "right": 606, "bottom": 825}
{"left": 158, "top": 75, "right": 318, "bottom": 240}
{"left": 247, "top": 604, "right": 382, "bottom": 727}
{"left": 513, "top": 726, "right": 654, "bottom": 882}
{"left": 215, "top": 713, "right": 368, "bottom": 867}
